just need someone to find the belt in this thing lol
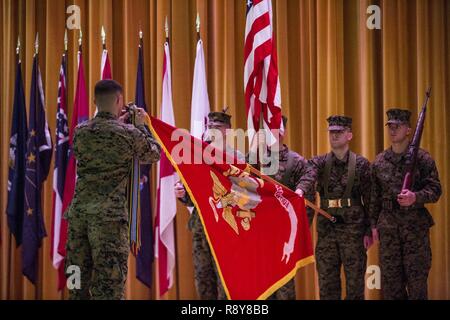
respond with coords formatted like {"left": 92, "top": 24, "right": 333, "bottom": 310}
{"left": 320, "top": 198, "right": 362, "bottom": 209}
{"left": 382, "top": 199, "right": 425, "bottom": 211}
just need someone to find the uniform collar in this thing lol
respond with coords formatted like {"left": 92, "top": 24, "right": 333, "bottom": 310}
{"left": 331, "top": 150, "right": 349, "bottom": 165}
{"left": 95, "top": 111, "right": 118, "bottom": 120}
{"left": 384, "top": 147, "right": 407, "bottom": 163}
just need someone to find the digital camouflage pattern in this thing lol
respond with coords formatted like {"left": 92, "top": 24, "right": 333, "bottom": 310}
{"left": 180, "top": 195, "right": 226, "bottom": 300}
{"left": 370, "top": 147, "right": 441, "bottom": 300}
{"left": 327, "top": 115, "right": 353, "bottom": 131}
{"left": 298, "top": 151, "right": 371, "bottom": 300}
{"left": 65, "top": 111, "right": 161, "bottom": 300}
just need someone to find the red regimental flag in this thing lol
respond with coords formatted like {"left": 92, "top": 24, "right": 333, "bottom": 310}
{"left": 149, "top": 116, "right": 314, "bottom": 300}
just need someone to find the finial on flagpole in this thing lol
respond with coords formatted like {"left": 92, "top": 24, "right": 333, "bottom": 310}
{"left": 35, "top": 33, "right": 39, "bottom": 54}
{"left": 196, "top": 12, "right": 200, "bottom": 34}
{"left": 16, "top": 36, "right": 20, "bottom": 55}
{"left": 139, "top": 29, "right": 143, "bottom": 40}
{"left": 101, "top": 26, "right": 106, "bottom": 45}
{"left": 165, "top": 16, "right": 169, "bottom": 39}
{"left": 64, "top": 29, "right": 68, "bottom": 51}
{"left": 78, "top": 29, "right": 83, "bottom": 47}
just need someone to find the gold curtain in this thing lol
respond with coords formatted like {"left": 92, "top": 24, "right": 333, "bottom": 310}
{"left": 1, "top": 0, "right": 449, "bottom": 300}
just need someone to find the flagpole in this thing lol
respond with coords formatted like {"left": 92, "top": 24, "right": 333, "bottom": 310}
{"left": 78, "top": 29, "right": 82, "bottom": 52}
{"left": 62, "top": 30, "right": 69, "bottom": 299}
{"left": 196, "top": 12, "right": 201, "bottom": 41}
{"left": 101, "top": 25, "right": 106, "bottom": 51}
{"left": 167, "top": 17, "right": 182, "bottom": 299}
{"left": 16, "top": 36, "right": 21, "bottom": 62}
{"left": 247, "top": 165, "right": 337, "bottom": 223}
{"left": 64, "top": 29, "right": 68, "bottom": 100}
{"left": 165, "top": 16, "right": 169, "bottom": 43}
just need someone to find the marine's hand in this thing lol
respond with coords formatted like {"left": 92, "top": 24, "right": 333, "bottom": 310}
{"left": 135, "top": 108, "right": 148, "bottom": 126}
{"left": 397, "top": 189, "right": 416, "bottom": 207}
{"left": 118, "top": 111, "right": 130, "bottom": 123}
{"left": 295, "top": 188, "right": 304, "bottom": 197}
{"left": 174, "top": 181, "right": 186, "bottom": 199}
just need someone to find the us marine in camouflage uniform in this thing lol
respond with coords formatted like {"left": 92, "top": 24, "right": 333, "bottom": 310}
{"left": 370, "top": 109, "right": 441, "bottom": 300}
{"left": 297, "top": 116, "right": 373, "bottom": 300}
{"left": 174, "top": 109, "right": 245, "bottom": 300}
{"left": 65, "top": 80, "right": 161, "bottom": 300}
{"left": 258, "top": 116, "right": 309, "bottom": 300}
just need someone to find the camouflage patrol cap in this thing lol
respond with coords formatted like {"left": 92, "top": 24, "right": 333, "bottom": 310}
{"left": 327, "top": 115, "right": 352, "bottom": 131}
{"left": 208, "top": 107, "right": 232, "bottom": 126}
{"left": 385, "top": 108, "right": 411, "bottom": 125}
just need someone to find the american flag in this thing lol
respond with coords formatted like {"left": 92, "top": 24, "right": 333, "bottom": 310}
{"left": 244, "top": 0, "right": 282, "bottom": 148}
{"left": 51, "top": 53, "right": 69, "bottom": 290}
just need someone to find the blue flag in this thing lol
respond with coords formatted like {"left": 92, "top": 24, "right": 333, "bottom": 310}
{"left": 135, "top": 40, "right": 154, "bottom": 287}
{"left": 6, "top": 59, "right": 28, "bottom": 246}
{"left": 23, "top": 54, "right": 53, "bottom": 283}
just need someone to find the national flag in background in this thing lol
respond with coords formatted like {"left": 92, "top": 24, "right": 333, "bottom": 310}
{"left": 148, "top": 116, "right": 314, "bottom": 299}
{"left": 51, "top": 52, "right": 69, "bottom": 291}
{"left": 190, "top": 36, "right": 210, "bottom": 140}
{"left": 6, "top": 45, "right": 28, "bottom": 246}
{"left": 154, "top": 39, "right": 177, "bottom": 297}
{"left": 58, "top": 45, "right": 89, "bottom": 260}
{"left": 187, "top": 33, "right": 211, "bottom": 214}
{"left": 100, "top": 26, "right": 112, "bottom": 80}
{"left": 101, "top": 48, "right": 112, "bottom": 80}
{"left": 94, "top": 26, "right": 113, "bottom": 116}
{"left": 135, "top": 33, "right": 154, "bottom": 288}
{"left": 23, "top": 43, "right": 53, "bottom": 283}
{"left": 244, "top": 0, "right": 283, "bottom": 148}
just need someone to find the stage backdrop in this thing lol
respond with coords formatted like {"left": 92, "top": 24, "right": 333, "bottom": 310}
{"left": 1, "top": 0, "right": 449, "bottom": 300}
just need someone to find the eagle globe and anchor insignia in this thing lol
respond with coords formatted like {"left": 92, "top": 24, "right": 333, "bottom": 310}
{"left": 208, "top": 165, "right": 298, "bottom": 263}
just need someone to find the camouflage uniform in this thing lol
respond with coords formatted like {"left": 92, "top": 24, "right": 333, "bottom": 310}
{"left": 179, "top": 195, "right": 223, "bottom": 300}
{"left": 180, "top": 110, "right": 244, "bottom": 300}
{"left": 297, "top": 116, "right": 371, "bottom": 300}
{"left": 65, "top": 111, "right": 161, "bottom": 300}
{"left": 370, "top": 109, "right": 442, "bottom": 300}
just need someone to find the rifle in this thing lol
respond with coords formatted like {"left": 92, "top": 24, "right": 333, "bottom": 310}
{"left": 402, "top": 87, "right": 432, "bottom": 190}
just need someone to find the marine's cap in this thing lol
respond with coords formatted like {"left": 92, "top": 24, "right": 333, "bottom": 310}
{"left": 385, "top": 108, "right": 411, "bottom": 126}
{"left": 208, "top": 107, "right": 232, "bottom": 126}
{"left": 327, "top": 115, "right": 352, "bottom": 131}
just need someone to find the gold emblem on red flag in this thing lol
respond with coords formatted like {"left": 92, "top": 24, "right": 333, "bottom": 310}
{"left": 209, "top": 165, "right": 264, "bottom": 235}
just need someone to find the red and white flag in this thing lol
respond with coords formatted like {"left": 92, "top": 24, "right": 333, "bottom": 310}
{"left": 244, "top": 0, "right": 282, "bottom": 147}
{"left": 58, "top": 49, "right": 89, "bottom": 262}
{"left": 51, "top": 53, "right": 69, "bottom": 290}
{"left": 155, "top": 40, "right": 177, "bottom": 297}
{"left": 101, "top": 48, "right": 112, "bottom": 80}
{"left": 190, "top": 38, "right": 210, "bottom": 140}
{"left": 94, "top": 44, "right": 112, "bottom": 116}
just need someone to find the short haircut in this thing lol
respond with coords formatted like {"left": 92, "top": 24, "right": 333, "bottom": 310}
{"left": 94, "top": 80, "right": 123, "bottom": 98}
